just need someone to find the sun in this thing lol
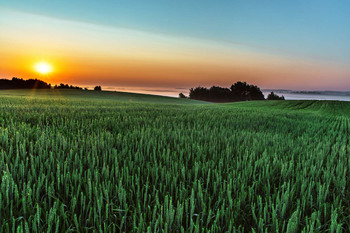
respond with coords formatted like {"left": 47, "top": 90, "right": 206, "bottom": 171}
{"left": 34, "top": 61, "right": 53, "bottom": 74}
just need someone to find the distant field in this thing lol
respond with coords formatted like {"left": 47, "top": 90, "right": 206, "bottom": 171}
{"left": 0, "top": 90, "right": 349, "bottom": 232}
{"left": 0, "top": 89, "right": 207, "bottom": 104}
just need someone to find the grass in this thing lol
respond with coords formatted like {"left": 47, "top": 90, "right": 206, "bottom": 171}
{"left": 0, "top": 89, "right": 349, "bottom": 232}
{"left": 0, "top": 89, "right": 207, "bottom": 104}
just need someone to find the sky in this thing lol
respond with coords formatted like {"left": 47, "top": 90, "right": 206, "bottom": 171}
{"left": 0, "top": 0, "right": 349, "bottom": 93}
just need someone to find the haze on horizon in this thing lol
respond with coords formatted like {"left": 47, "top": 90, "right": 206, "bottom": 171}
{"left": 0, "top": 0, "right": 349, "bottom": 91}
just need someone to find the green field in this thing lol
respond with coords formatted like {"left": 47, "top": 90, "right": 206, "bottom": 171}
{"left": 0, "top": 89, "right": 349, "bottom": 232}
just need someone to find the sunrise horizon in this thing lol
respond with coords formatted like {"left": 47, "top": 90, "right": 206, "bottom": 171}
{"left": 3, "top": 1, "right": 350, "bottom": 231}
{"left": 1, "top": 1, "right": 349, "bottom": 93}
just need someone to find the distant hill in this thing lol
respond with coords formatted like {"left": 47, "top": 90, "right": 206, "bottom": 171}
{"left": 291, "top": 91, "right": 350, "bottom": 96}
{"left": 0, "top": 89, "right": 208, "bottom": 105}
{"left": 262, "top": 89, "right": 292, "bottom": 93}
{"left": 262, "top": 89, "right": 350, "bottom": 96}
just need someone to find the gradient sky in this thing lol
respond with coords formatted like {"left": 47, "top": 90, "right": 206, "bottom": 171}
{"left": 1, "top": 0, "right": 349, "bottom": 91}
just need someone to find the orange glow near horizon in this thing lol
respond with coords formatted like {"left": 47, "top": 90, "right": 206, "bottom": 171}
{"left": 1, "top": 8, "right": 350, "bottom": 91}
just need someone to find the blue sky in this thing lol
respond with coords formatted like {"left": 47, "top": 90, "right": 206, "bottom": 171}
{"left": 0, "top": 0, "right": 349, "bottom": 90}
{"left": 2, "top": 0, "right": 349, "bottom": 62}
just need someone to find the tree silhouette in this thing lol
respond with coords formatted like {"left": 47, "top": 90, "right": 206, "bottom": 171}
{"left": 187, "top": 81, "right": 265, "bottom": 102}
{"left": 230, "top": 81, "right": 264, "bottom": 101}
{"left": 0, "top": 77, "right": 51, "bottom": 89}
{"left": 54, "top": 83, "right": 82, "bottom": 89}
{"left": 94, "top": 86, "right": 102, "bottom": 91}
{"left": 0, "top": 77, "right": 87, "bottom": 90}
{"left": 178, "top": 93, "right": 187, "bottom": 98}
{"left": 267, "top": 92, "right": 285, "bottom": 100}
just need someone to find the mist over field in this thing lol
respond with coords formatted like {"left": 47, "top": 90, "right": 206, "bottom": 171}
{"left": 100, "top": 85, "right": 350, "bottom": 101}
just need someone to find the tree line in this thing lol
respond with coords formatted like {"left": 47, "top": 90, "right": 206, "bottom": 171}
{"left": 267, "top": 92, "right": 285, "bottom": 100}
{"left": 0, "top": 77, "right": 51, "bottom": 89}
{"left": 180, "top": 81, "right": 284, "bottom": 102}
{"left": 0, "top": 77, "right": 102, "bottom": 91}
{"left": 180, "top": 81, "right": 264, "bottom": 102}
{"left": 54, "top": 83, "right": 83, "bottom": 90}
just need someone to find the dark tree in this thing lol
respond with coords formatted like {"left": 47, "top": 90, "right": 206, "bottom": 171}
{"left": 208, "top": 86, "right": 232, "bottom": 102}
{"left": 189, "top": 87, "right": 210, "bottom": 101}
{"left": 267, "top": 92, "right": 285, "bottom": 100}
{"left": 0, "top": 77, "right": 87, "bottom": 90}
{"left": 188, "top": 81, "right": 265, "bottom": 102}
{"left": 178, "top": 93, "right": 187, "bottom": 98}
{"left": 94, "top": 86, "right": 102, "bottom": 91}
{"left": 54, "top": 83, "right": 82, "bottom": 90}
{"left": 230, "top": 81, "right": 264, "bottom": 101}
{"left": 0, "top": 77, "right": 51, "bottom": 89}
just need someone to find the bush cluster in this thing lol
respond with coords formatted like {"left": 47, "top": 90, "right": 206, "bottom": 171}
{"left": 187, "top": 81, "right": 265, "bottom": 102}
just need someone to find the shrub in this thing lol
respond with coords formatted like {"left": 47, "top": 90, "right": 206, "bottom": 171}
{"left": 94, "top": 86, "right": 102, "bottom": 91}
{"left": 267, "top": 92, "right": 285, "bottom": 100}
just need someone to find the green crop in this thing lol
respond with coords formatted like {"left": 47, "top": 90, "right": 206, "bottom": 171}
{"left": 0, "top": 90, "right": 349, "bottom": 232}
